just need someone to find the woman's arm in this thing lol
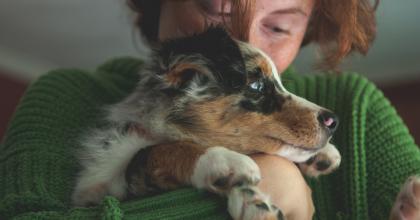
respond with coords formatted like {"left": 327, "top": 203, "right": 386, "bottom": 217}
{"left": 282, "top": 71, "right": 420, "bottom": 220}
{"left": 0, "top": 58, "right": 230, "bottom": 219}
{"left": 252, "top": 154, "right": 314, "bottom": 220}
{"left": 363, "top": 76, "right": 420, "bottom": 219}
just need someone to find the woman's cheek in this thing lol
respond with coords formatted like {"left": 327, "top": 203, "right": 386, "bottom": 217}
{"left": 278, "top": 47, "right": 301, "bottom": 73}
{"left": 250, "top": 31, "right": 301, "bottom": 74}
{"left": 264, "top": 41, "right": 299, "bottom": 74}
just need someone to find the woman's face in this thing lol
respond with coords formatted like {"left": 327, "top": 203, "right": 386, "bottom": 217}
{"left": 158, "top": 0, "right": 314, "bottom": 74}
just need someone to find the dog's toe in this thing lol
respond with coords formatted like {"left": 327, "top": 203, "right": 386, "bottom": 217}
{"left": 228, "top": 185, "right": 284, "bottom": 220}
{"left": 191, "top": 147, "right": 261, "bottom": 195}
{"left": 299, "top": 142, "right": 341, "bottom": 177}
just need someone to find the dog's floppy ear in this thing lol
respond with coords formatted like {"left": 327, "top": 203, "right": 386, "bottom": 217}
{"left": 163, "top": 59, "right": 209, "bottom": 88}
{"left": 154, "top": 26, "right": 245, "bottom": 90}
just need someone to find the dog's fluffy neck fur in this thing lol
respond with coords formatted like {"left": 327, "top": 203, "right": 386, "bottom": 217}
{"left": 106, "top": 72, "right": 185, "bottom": 142}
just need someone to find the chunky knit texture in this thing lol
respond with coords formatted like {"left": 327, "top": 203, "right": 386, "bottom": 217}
{"left": 1, "top": 57, "right": 419, "bottom": 220}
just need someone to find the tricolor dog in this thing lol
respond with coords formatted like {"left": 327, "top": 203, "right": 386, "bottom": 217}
{"left": 72, "top": 27, "right": 341, "bottom": 219}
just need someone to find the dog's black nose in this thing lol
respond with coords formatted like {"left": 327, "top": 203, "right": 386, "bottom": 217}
{"left": 318, "top": 111, "right": 339, "bottom": 134}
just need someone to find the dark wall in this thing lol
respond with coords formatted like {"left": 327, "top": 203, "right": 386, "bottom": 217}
{"left": 0, "top": 72, "right": 27, "bottom": 140}
{"left": 381, "top": 81, "right": 420, "bottom": 145}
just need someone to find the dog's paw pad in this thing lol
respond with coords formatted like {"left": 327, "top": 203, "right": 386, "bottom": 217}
{"left": 299, "top": 143, "right": 341, "bottom": 177}
{"left": 213, "top": 176, "right": 231, "bottom": 189}
{"left": 228, "top": 186, "right": 284, "bottom": 220}
{"left": 314, "top": 159, "right": 332, "bottom": 171}
{"left": 390, "top": 176, "right": 420, "bottom": 220}
{"left": 300, "top": 154, "right": 333, "bottom": 177}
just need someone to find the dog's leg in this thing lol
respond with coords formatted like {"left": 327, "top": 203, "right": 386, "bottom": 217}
{"left": 126, "top": 141, "right": 208, "bottom": 195}
{"left": 126, "top": 141, "right": 261, "bottom": 194}
{"left": 389, "top": 176, "right": 420, "bottom": 220}
{"left": 126, "top": 141, "right": 283, "bottom": 219}
{"left": 72, "top": 127, "right": 154, "bottom": 206}
{"left": 297, "top": 142, "right": 341, "bottom": 177}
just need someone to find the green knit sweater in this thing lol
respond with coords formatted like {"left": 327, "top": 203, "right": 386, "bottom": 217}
{"left": 1, "top": 57, "right": 419, "bottom": 220}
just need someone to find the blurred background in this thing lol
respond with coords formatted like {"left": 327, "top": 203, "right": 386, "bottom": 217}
{"left": 1, "top": 0, "right": 419, "bottom": 143}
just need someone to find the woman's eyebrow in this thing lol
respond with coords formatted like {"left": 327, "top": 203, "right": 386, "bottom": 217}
{"left": 271, "top": 7, "right": 308, "bottom": 17}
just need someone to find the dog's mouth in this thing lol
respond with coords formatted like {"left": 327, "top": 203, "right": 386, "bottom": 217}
{"left": 264, "top": 135, "right": 323, "bottom": 152}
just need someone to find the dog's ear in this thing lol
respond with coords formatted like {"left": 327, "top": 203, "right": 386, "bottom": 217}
{"left": 154, "top": 26, "right": 245, "bottom": 90}
{"left": 163, "top": 60, "right": 209, "bottom": 88}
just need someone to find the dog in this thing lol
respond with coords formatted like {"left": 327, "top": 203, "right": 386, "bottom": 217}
{"left": 72, "top": 27, "right": 341, "bottom": 219}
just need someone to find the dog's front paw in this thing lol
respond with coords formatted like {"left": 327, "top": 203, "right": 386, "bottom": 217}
{"left": 298, "top": 142, "right": 341, "bottom": 177}
{"left": 191, "top": 147, "right": 261, "bottom": 195}
{"left": 228, "top": 185, "right": 284, "bottom": 220}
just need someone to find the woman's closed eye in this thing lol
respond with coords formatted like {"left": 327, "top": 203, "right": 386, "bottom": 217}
{"left": 271, "top": 26, "right": 289, "bottom": 34}
{"left": 263, "top": 23, "right": 290, "bottom": 36}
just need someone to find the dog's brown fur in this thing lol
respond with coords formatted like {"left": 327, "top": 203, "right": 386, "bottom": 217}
{"left": 174, "top": 95, "right": 322, "bottom": 152}
{"left": 127, "top": 141, "right": 205, "bottom": 193}
{"left": 73, "top": 27, "right": 341, "bottom": 219}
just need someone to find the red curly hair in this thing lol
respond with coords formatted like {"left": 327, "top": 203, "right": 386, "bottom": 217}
{"left": 127, "top": 0, "right": 378, "bottom": 70}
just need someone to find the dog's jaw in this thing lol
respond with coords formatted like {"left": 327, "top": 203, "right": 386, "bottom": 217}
{"left": 275, "top": 145, "right": 319, "bottom": 163}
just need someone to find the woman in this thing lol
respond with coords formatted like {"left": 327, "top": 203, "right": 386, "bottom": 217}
{"left": 1, "top": 0, "right": 419, "bottom": 219}
{"left": 130, "top": 0, "right": 420, "bottom": 219}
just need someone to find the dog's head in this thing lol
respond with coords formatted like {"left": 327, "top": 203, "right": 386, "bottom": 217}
{"left": 148, "top": 27, "right": 338, "bottom": 162}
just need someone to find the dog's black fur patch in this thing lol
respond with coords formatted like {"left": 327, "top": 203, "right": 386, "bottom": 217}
{"left": 153, "top": 27, "right": 248, "bottom": 93}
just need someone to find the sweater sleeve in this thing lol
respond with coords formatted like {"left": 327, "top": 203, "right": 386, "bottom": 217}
{"left": 334, "top": 73, "right": 420, "bottom": 220}
{"left": 282, "top": 72, "right": 420, "bottom": 220}
{"left": 0, "top": 58, "right": 229, "bottom": 220}
{"left": 363, "top": 78, "right": 420, "bottom": 219}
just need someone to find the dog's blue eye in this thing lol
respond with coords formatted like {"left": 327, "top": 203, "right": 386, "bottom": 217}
{"left": 249, "top": 80, "right": 264, "bottom": 93}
